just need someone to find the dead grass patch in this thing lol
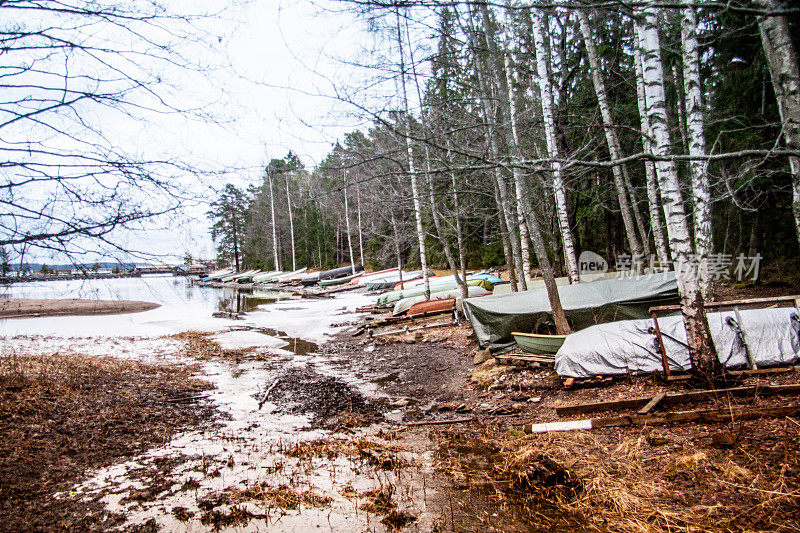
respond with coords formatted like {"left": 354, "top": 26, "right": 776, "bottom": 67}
{"left": 170, "top": 330, "right": 255, "bottom": 361}
{"left": 434, "top": 416, "right": 800, "bottom": 532}
{"left": 284, "top": 436, "right": 404, "bottom": 470}
{"left": 0, "top": 351, "right": 214, "bottom": 531}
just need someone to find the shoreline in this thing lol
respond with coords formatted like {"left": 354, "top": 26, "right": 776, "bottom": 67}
{"left": 0, "top": 298, "right": 161, "bottom": 319}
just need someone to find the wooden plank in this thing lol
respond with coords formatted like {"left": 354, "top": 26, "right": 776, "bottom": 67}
{"left": 637, "top": 392, "right": 666, "bottom": 415}
{"left": 592, "top": 404, "right": 800, "bottom": 429}
{"left": 554, "top": 383, "right": 800, "bottom": 416}
{"left": 496, "top": 354, "right": 555, "bottom": 363}
{"left": 528, "top": 404, "right": 800, "bottom": 433}
{"left": 370, "top": 320, "right": 456, "bottom": 337}
{"left": 652, "top": 311, "right": 671, "bottom": 376}
{"left": 649, "top": 295, "right": 800, "bottom": 314}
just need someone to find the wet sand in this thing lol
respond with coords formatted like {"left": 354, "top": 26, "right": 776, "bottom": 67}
{"left": 0, "top": 298, "right": 160, "bottom": 318}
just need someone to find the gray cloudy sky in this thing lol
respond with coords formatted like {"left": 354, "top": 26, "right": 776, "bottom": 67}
{"left": 133, "top": 0, "right": 377, "bottom": 261}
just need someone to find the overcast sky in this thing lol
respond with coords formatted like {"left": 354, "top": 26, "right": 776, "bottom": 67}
{"left": 125, "top": 0, "right": 381, "bottom": 262}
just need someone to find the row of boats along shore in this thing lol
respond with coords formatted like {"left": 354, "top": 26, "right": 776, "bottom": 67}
{"left": 196, "top": 265, "right": 800, "bottom": 381}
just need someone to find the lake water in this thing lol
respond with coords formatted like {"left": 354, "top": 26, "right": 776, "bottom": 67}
{"left": 0, "top": 274, "right": 369, "bottom": 343}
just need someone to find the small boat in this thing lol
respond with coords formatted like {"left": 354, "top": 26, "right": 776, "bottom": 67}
{"left": 365, "top": 270, "right": 425, "bottom": 291}
{"left": 235, "top": 270, "right": 262, "bottom": 283}
{"left": 300, "top": 272, "right": 320, "bottom": 285}
{"left": 511, "top": 332, "right": 568, "bottom": 354}
{"left": 271, "top": 267, "right": 308, "bottom": 283}
{"left": 252, "top": 271, "right": 281, "bottom": 283}
{"left": 319, "top": 264, "right": 364, "bottom": 281}
{"left": 318, "top": 273, "right": 360, "bottom": 287}
{"left": 352, "top": 267, "right": 400, "bottom": 285}
{"left": 407, "top": 298, "right": 455, "bottom": 317}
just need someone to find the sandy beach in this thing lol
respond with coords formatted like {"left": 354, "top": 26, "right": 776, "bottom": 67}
{"left": 0, "top": 298, "right": 160, "bottom": 319}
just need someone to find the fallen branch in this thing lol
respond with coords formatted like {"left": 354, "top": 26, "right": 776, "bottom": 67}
{"left": 258, "top": 378, "right": 281, "bottom": 410}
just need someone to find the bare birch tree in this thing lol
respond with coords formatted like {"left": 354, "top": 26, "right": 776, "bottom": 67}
{"left": 755, "top": 0, "right": 800, "bottom": 246}
{"left": 635, "top": 5, "right": 718, "bottom": 375}
{"left": 531, "top": 8, "right": 580, "bottom": 283}
{"left": 680, "top": 0, "right": 713, "bottom": 297}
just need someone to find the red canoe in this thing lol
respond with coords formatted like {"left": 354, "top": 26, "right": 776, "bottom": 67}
{"left": 407, "top": 298, "right": 455, "bottom": 317}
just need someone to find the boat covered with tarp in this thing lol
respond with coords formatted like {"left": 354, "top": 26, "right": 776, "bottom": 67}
{"left": 463, "top": 273, "right": 680, "bottom": 352}
{"left": 318, "top": 264, "right": 364, "bottom": 281}
{"left": 377, "top": 277, "right": 495, "bottom": 307}
{"left": 492, "top": 271, "right": 619, "bottom": 295}
{"left": 251, "top": 271, "right": 282, "bottom": 283}
{"left": 392, "top": 285, "right": 490, "bottom": 316}
{"left": 364, "top": 270, "right": 426, "bottom": 291}
{"left": 555, "top": 306, "right": 800, "bottom": 378}
{"left": 202, "top": 268, "right": 234, "bottom": 281}
{"left": 351, "top": 267, "right": 400, "bottom": 285}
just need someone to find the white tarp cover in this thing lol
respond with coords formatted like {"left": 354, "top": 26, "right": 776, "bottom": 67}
{"left": 555, "top": 307, "right": 800, "bottom": 378}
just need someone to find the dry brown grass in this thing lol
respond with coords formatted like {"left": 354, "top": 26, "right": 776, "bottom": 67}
{"left": 227, "top": 483, "right": 332, "bottom": 509}
{"left": 170, "top": 330, "right": 255, "bottom": 361}
{"left": 435, "top": 418, "right": 800, "bottom": 532}
{"left": 0, "top": 351, "right": 214, "bottom": 531}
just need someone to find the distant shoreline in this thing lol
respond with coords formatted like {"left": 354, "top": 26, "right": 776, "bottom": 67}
{"left": 0, "top": 298, "right": 160, "bottom": 319}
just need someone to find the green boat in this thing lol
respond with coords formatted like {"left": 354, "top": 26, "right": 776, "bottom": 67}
{"left": 318, "top": 273, "right": 360, "bottom": 287}
{"left": 511, "top": 332, "right": 568, "bottom": 354}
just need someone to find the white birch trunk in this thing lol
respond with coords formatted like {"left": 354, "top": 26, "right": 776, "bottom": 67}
{"left": 503, "top": 52, "right": 532, "bottom": 287}
{"left": 396, "top": 9, "right": 430, "bottom": 298}
{"left": 634, "top": 32, "right": 670, "bottom": 265}
{"left": 578, "top": 9, "right": 644, "bottom": 259}
{"left": 343, "top": 182, "right": 356, "bottom": 275}
{"left": 756, "top": 0, "right": 800, "bottom": 246}
{"left": 267, "top": 170, "right": 280, "bottom": 272}
{"left": 532, "top": 9, "right": 579, "bottom": 283}
{"left": 636, "top": 6, "right": 717, "bottom": 374}
{"left": 356, "top": 181, "right": 365, "bottom": 267}
{"left": 285, "top": 177, "right": 296, "bottom": 271}
{"left": 680, "top": 0, "right": 713, "bottom": 297}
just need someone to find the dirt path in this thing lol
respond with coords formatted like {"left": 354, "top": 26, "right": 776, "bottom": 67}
{"left": 0, "top": 298, "right": 160, "bottom": 318}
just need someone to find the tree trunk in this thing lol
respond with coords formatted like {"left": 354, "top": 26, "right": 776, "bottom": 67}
{"left": 756, "top": 0, "right": 800, "bottom": 247}
{"left": 449, "top": 161, "right": 468, "bottom": 283}
{"left": 633, "top": 31, "right": 670, "bottom": 265}
{"left": 391, "top": 212, "right": 405, "bottom": 290}
{"left": 396, "top": 9, "right": 430, "bottom": 299}
{"left": 356, "top": 181, "right": 365, "bottom": 267}
{"left": 285, "top": 176, "right": 296, "bottom": 271}
{"left": 343, "top": 181, "right": 356, "bottom": 275}
{"left": 531, "top": 9, "right": 580, "bottom": 283}
{"left": 493, "top": 176, "right": 519, "bottom": 293}
{"left": 231, "top": 215, "right": 240, "bottom": 271}
{"left": 636, "top": 5, "right": 718, "bottom": 376}
{"left": 467, "top": 15, "right": 518, "bottom": 291}
{"left": 267, "top": 170, "right": 280, "bottom": 272}
{"left": 578, "top": 8, "right": 644, "bottom": 259}
{"left": 681, "top": 0, "right": 713, "bottom": 297}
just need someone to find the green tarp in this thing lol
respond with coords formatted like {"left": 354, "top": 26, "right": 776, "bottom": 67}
{"left": 463, "top": 273, "right": 680, "bottom": 352}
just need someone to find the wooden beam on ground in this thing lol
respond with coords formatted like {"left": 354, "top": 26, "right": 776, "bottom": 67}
{"left": 649, "top": 295, "right": 800, "bottom": 314}
{"left": 496, "top": 354, "right": 556, "bottom": 364}
{"left": 370, "top": 320, "right": 456, "bottom": 337}
{"left": 366, "top": 309, "right": 453, "bottom": 328}
{"left": 637, "top": 392, "right": 666, "bottom": 415}
{"left": 526, "top": 404, "right": 800, "bottom": 433}
{"left": 554, "top": 383, "right": 800, "bottom": 417}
